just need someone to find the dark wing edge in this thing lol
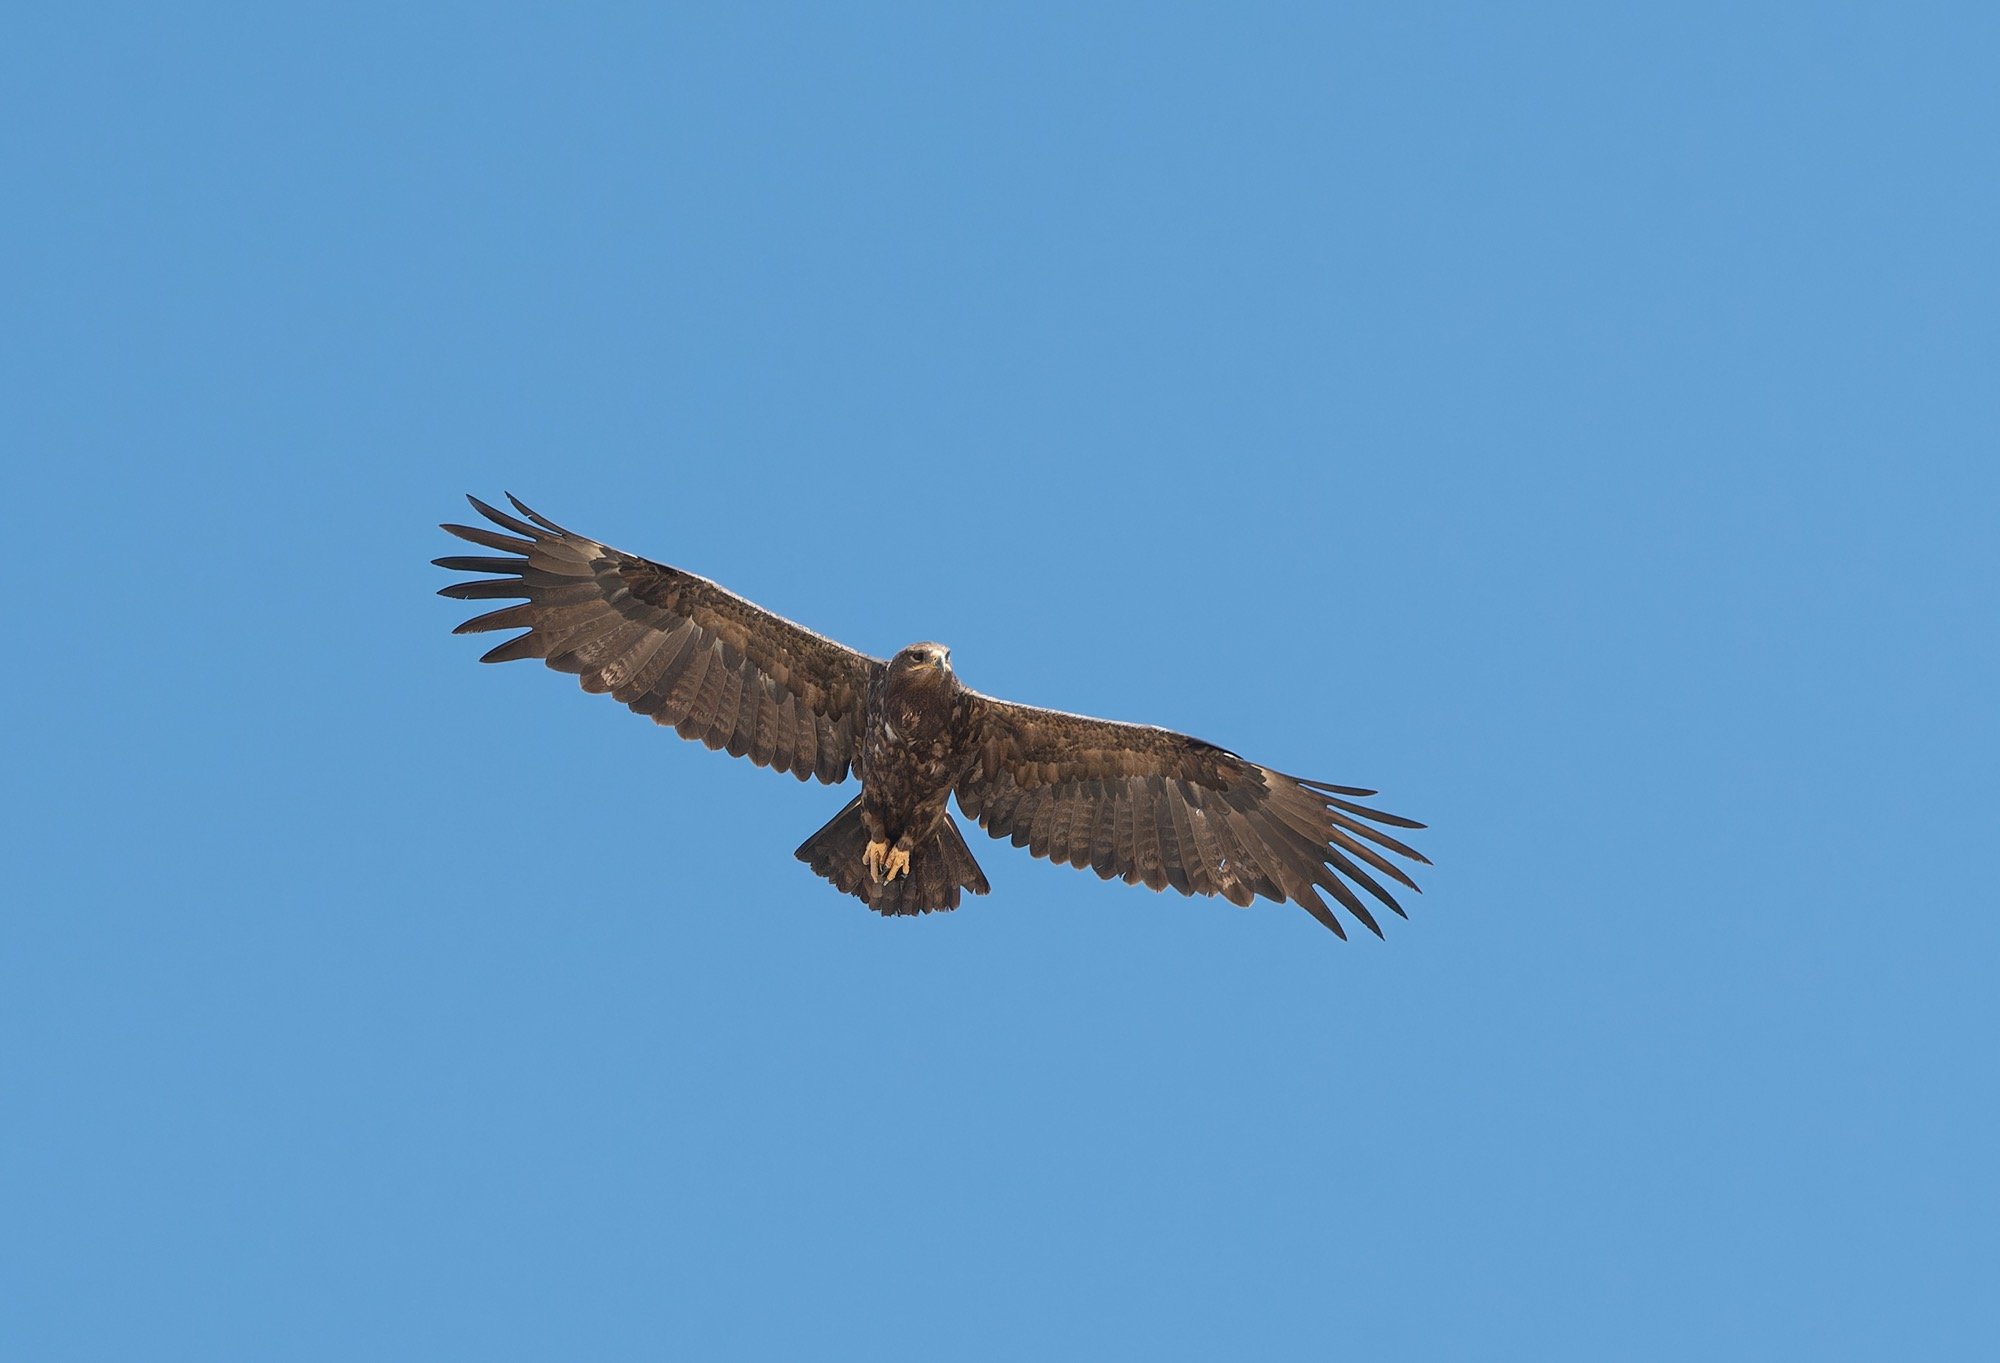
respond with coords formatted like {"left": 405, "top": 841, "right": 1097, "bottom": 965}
{"left": 955, "top": 695, "right": 1429, "bottom": 939}
{"left": 434, "top": 494, "right": 881, "bottom": 784}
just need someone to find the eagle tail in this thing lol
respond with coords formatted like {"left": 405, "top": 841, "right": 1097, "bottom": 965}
{"left": 795, "top": 797, "right": 990, "bottom": 916}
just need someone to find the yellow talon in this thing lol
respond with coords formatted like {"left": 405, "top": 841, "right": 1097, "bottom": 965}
{"left": 864, "top": 839, "right": 889, "bottom": 882}
{"left": 883, "top": 846, "right": 911, "bottom": 881}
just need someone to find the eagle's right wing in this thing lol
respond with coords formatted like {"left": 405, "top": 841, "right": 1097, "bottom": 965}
{"left": 956, "top": 693, "right": 1427, "bottom": 938}
{"left": 435, "top": 495, "right": 881, "bottom": 784}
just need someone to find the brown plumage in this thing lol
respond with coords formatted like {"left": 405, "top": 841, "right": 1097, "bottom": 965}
{"left": 435, "top": 495, "right": 1429, "bottom": 937}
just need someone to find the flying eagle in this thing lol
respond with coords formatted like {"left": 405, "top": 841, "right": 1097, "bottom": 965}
{"left": 435, "top": 495, "right": 1429, "bottom": 937}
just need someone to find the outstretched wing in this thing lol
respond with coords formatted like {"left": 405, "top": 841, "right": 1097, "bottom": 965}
{"left": 435, "top": 494, "right": 880, "bottom": 783}
{"left": 955, "top": 695, "right": 1428, "bottom": 938}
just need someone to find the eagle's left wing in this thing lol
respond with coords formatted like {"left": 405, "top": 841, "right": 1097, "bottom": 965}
{"left": 435, "top": 495, "right": 881, "bottom": 784}
{"left": 956, "top": 694, "right": 1428, "bottom": 937}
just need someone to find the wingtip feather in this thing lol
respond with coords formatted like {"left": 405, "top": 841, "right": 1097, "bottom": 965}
{"left": 504, "top": 493, "right": 570, "bottom": 535}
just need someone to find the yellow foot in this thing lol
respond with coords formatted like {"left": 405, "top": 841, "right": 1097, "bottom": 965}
{"left": 864, "top": 839, "right": 889, "bottom": 883}
{"left": 883, "top": 846, "right": 911, "bottom": 882}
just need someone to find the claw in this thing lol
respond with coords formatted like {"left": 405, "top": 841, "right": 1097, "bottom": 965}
{"left": 864, "top": 839, "right": 889, "bottom": 883}
{"left": 883, "top": 846, "right": 910, "bottom": 882}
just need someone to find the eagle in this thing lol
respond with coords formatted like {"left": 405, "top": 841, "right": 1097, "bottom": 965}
{"left": 435, "top": 495, "right": 1429, "bottom": 937}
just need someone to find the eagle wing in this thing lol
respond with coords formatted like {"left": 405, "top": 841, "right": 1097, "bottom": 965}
{"left": 956, "top": 695, "right": 1429, "bottom": 937}
{"left": 435, "top": 495, "right": 880, "bottom": 783}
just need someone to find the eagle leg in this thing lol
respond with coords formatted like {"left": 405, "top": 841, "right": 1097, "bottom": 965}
{"left": 882, "top": 846, "right": 911, "bottom": 882}
{"left": 864, "top": 839, "right": 890, "bottom": 882}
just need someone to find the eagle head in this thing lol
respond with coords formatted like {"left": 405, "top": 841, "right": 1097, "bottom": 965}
{"left": 894, "top": 642, "right": 953, "bottom": 674}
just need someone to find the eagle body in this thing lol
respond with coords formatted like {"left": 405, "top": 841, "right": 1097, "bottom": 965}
{"left": 802, "top": 642, "right": 993, "bottom": 916}
{"left": 436, "top": 496, "right": 1429, "bottom": 938}
{"left": 859, "top": 644, "right": 976, "bottom": 863}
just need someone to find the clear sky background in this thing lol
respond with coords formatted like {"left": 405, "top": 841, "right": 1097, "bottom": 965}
{"left": 5, "top": 4, "right": 1996, "bottom": 1359}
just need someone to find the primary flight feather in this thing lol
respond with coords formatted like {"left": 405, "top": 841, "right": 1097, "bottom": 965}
{"left": 435, "top": 494, "right": 1429, "bottom": 937}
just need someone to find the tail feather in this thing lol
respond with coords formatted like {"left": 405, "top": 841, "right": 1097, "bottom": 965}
{"left": 794, "top": 797, "right": 990, "bottom": 916}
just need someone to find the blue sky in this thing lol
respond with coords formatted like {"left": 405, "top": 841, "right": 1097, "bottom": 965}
{"left": 5, "top": 3, "right": 1996, "bottom": 1358}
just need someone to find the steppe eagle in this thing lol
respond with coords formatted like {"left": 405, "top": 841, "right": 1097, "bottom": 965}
{"left": 435, "top": 495, "right": 1428, "bottom": 937}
